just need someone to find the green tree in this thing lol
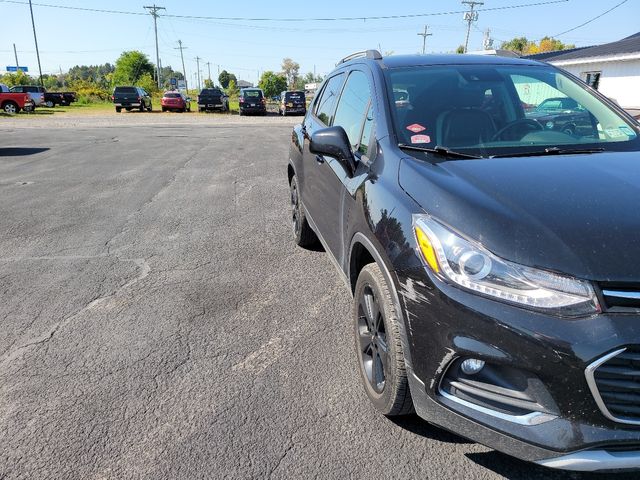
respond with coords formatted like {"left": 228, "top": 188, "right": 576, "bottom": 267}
{"left": 281, "top": 58, "right": 300, "bottom": 89}
{"left": 218, "top": 70, "right": 237, "bottom": 89}
{"left": 456, "top": 45, "right": 465, "bottom": 54}
{"left": 0, "top": 70, "right": 35, "bottom": 87}
{"left": 501, "top": 36, "right": 575, "bottom": 55}
{"left": 204, "top": 78, "right": 214, "bottom": 89}
{"left": 259, "top": 71, "right": 287, "bottom": 98}
{"left": 226, "top": 79, "right": 239, "bottom": 99}
{"left": 112, "top": 51, "right": 155, "bottom": 86}
{"left": 137, "top": 72, "right": 158, "bottom": 94}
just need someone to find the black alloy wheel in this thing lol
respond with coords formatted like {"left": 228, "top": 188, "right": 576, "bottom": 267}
{"left": 357, "top": 285, "right": 389, "bottom": 394}
{"left": 353, "top": 263, "right": 414, "bottom": 415}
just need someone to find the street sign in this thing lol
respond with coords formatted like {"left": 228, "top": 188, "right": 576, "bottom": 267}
{"left": 177, "top": 80, "right": 187, "bottom": 91}
{"left": 170, "top": 78, "right": 177, "bottom": 87}
{"left": 6, "top": 66, "right": 28, "bottom": 72}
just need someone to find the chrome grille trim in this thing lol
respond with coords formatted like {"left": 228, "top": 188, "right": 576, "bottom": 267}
{"left": 585, "top": 348, "right": 640, "bottom": 426}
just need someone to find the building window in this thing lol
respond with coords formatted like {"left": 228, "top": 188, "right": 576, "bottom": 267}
{"left": 583, "top": 71, "right": 601, "bottom": 90}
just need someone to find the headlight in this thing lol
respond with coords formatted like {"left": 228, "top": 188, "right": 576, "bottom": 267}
{"left": 413, "top": 214, "right": 600, "bottom": 317}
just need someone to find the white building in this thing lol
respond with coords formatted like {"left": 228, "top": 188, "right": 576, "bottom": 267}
{"left": 525, "top": 32, "right": 640, "bottom": 109}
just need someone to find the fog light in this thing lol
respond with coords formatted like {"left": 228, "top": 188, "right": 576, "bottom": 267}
{"left": 460, "top": 358, "right": 485, "bottom": 375}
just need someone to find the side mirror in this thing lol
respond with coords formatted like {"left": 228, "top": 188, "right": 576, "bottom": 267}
{"left": 309, "top": 126, "right": 356, "bottom": 176}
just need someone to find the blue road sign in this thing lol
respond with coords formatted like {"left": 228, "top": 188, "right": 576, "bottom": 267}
{"left": 170, "top": 78, "right": 177, "bottom": 87}
{"left": 6, "top": 66, "right": 29, "bottom": 72}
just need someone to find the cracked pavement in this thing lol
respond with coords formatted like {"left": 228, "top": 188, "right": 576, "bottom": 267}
{"left": 1, "top": 118, "right": 632, "bottom": 480}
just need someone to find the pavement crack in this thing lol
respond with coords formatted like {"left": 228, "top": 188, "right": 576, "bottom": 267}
{"left": 0, "top": 257, "right": 150, "bottom": 368}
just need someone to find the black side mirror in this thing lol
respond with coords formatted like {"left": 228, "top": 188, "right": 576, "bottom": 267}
{"left": 309, "top": 126, "right": 356, "bottom": 176}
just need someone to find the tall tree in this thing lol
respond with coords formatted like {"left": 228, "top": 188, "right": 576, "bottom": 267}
{"left": 281, "top": 58, "right": 300, "bottom": 89}
{"left": 259, "top": 71, "right": 287, "bottom": 98}
{"left": 112, "top": 51, "right": 155, "bottom": 86}
{"left": 218, "top": 70, "right": 237, "bottom": 89}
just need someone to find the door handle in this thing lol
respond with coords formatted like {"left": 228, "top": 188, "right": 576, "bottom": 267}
{"left": 315, "top": 155, "right": 325, "bottom": 164}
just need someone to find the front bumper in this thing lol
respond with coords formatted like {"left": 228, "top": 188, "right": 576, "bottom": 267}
{"left": 397, "top": 267, "right": 640, "bottom": 471}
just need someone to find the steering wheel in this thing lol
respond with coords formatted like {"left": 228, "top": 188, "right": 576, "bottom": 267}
{"left": 492, "top": 119, "right": 543, "bottom": 141}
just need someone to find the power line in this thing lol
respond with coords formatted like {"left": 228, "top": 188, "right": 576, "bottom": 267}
{"left": 0, "top": 0, "right": 570, "bottom": 22}
{"left": 553, "top": 0, "right": 629, "bottom": 37}
{"left": 144, "top": 4, "right": 165, "bottom": 88}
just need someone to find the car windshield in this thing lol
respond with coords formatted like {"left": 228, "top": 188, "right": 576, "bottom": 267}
{"left": 243, "top": 90, "right": 262, "bottom": 98}
{"left": 387, "top": 64, "right": 639, "bottom": 157}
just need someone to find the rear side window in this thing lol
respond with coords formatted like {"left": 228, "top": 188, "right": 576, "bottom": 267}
{"left": 115, "top": 87, "right": 137, "bottom": 94}
{"left": 333, "top": 71, "right": 372, "bottom": 148}
{"left": 285, "top": 92, "right": 304, "bottom": 100}
{"left": 202, "top": 89, "right": 222, "bottom": 95}
{"left": 314, "top": 73, "right": 345, "bottom": 126}
{"left": 243, "top": 90, "right": 263, "bottom": 98}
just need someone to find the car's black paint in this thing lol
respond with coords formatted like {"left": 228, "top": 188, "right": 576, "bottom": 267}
{"left": 287, "top": 53, "right": 640, "bottom": 468}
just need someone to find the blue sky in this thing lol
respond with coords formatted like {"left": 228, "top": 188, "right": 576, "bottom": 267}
{"left": 1, "top": 0, "right": 638, "bottom": 85}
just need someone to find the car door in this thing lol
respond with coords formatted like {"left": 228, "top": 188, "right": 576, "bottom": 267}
{"left": 301, "top": 73, "right": 346, "bottom": 252}
{"left": 305, "top": 69, "right": 373, "bottom": 259}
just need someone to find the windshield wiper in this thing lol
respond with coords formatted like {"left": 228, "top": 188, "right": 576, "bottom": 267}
{"left": 490, "top": 147, "right": 605, "bottom": 158}
{"left": 398, "top": 144, "right": 481, "bottom": 159}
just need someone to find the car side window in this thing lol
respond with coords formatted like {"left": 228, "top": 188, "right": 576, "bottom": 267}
{"left": 314, "top": 73, "right": 345, "bottom": 126}
{"left": 332, "top": 70, "right": 372, "bottom": 149}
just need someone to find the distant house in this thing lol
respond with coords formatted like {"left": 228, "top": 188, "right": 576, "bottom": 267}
{"left": 237, "top": 80, "right": 254, "bottom": 89}
{"left": 523, "top": 32, "right": 640, "bottom": 109}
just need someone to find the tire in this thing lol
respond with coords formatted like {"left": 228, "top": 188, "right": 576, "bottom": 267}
{"left": 116, "top": 107, "right": 122, "bottom": 113}
{"left": 354, "top": 263, "right": 414, "bottom": 416}
{"left": 3, "top": 101, "right": 19, "bottom": 114}
{"left": 139, "top": 103, "right": 145, "bottom": 112}
{"left": 162, "top": 107, "right": 167, "bottom": 112}
{"left": 125, "top": 108, "right": 132, "bottom": 112}
{"left": 289, "top": 175, "right": 318, "bottom": 248}
{"left": 44, "top": 100, "right": 54, "bottom": 108}
{"left": 147, "top": 104, "right": 152, "bottom": 112}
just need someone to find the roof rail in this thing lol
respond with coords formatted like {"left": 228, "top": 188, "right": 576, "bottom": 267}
{"left": 336, "top": 49, "right": 383, "bottom": 66}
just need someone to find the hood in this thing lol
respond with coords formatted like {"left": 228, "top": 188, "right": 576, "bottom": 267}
{"left": 399, "top": 151, "right": 640, "bottom": 282}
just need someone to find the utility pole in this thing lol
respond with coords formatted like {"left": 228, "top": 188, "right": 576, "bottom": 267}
{"left": 175, "top": 40, "right": 188, "bottom": 91}
{"left": 462, "top": 1, "right": 483, "bottom": 53}
{"left": 206, "top": 61, "right": 211, "bottom": 85}
{"left": 195, "top": 56, "right": 202, "bottom": 91}
{"left": 417, "top": 25, "right": 432, "bottom": 54}
{"left": 483, "top": 28, "right": 494, "bottom": 50}
{"left": 217, "top": 64, "right": 220, "bottom": 76}
{"left": 13, "top": 44, "right": 19, "bottom": 71}
{"left": 28, "top": 0, "right": 44, "bottom": 86}
{"left": 144, "top": 4, "right": 166, "bottom": 88}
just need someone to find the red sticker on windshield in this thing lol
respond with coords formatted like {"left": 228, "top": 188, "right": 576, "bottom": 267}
{"left": 406, "top": 123, "right": 426, "bottom": 133}
{"left": 411, "top": 134, "right": 431, "bottom": 144}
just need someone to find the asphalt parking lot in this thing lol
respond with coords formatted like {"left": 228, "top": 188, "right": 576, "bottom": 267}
{"left": 1, "top": 114, "right": 636, "bottom": 479}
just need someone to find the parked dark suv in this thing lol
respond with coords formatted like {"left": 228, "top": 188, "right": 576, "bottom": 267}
{"left": 239, "top": 88, "right": 266, "bottom": 116}
{"left": 112, "top": 86, "right": 152, "bottom": 112}
{"left": 287, "top": 50, "right": 640, "bottom": 472}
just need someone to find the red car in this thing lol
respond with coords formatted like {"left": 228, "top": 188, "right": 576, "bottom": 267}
{"left": 161, "top": 91, "right": 191, "bottom": 113}
{"left": 0, "top": 90, "right": 35, "bottom": 114}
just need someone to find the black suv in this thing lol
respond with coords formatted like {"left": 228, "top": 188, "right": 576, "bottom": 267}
{"left": 239, "top": 88, "right": 266, "bottom": 116}
{"left": 112, "top": 86, "right": 152, "bottom": 113}
{"left": 287, "top": 50, "right": 640, "bottom": 472}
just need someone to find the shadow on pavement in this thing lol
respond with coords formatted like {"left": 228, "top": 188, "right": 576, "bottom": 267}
{"left": 388, "top": 414, "right": 473, "bottom": 444}
{"left": 0, "top": 147, "right": 50, "bottom": 157}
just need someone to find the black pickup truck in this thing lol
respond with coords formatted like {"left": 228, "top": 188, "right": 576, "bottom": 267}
{"left": 10, "top": 85, "right": 76, "bottom": 107}
{"left": 197, "top": 88, "right": 229, "bottom": 112}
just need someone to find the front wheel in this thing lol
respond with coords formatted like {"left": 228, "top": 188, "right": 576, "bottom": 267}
{"left": 116, "top": 107, "right": 122, "bottom": 112}
{"left": 354, "top": 263, "right": 414, "bottom": 416}
{"left": 45, "top": 100, "right": 54, "bottom": 108}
